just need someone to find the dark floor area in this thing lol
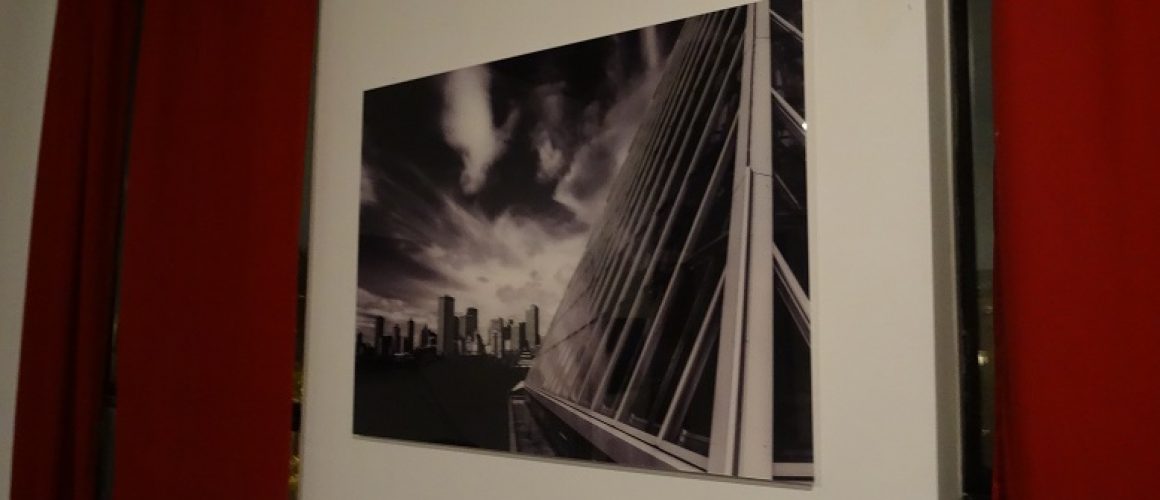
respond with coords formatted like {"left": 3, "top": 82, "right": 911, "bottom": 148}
{"left": 353, "top": 355, "right": 527, "bottom": 451}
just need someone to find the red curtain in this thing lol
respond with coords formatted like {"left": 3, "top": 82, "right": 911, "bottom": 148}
{"left": 992, "top": 1, "right": 1160, "bottom": 498}
{"left": 110, "top": 1, "right": 317, "bottom": 499}
{"left": 10, "top": 0, "right": 140, "bottom": 498}
{"left": 14, "top": 0, "right": 316, "bottom": 498}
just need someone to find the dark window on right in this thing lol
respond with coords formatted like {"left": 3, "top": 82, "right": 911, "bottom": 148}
{"left": 769, "top": 0, "right": 813, "bottom": 476}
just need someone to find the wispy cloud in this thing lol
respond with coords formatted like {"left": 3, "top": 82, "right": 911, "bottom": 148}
{"left": 360, "top": 23, "right": 680, "bottom": 340}
{"left": 551, "top": 53, "right": 667, "bottom": 224}
{"left": 361, "top": 194, "right": 585, "bottom": 334}
{"left": 441, "top": 66, "right": 519, "bottom": 194}
{"left": 361, "top": 167, "right": 379, "bottom": 205}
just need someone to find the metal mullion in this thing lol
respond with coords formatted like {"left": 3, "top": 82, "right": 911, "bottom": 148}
{"left": 572, "top": 390, "right": 711, "bottom": 471}
{"left": 581, "top": 106, "right": 674, "bottom": 310}
{"left": 658, "top": 439, "right": 711, "bottom": 470}
{"left": 775, "top": 275, "right": 810, "bottom": 347}
{"left": 586, "top": 11, "right": 734, "bottom": 411}
{"left": 773, "top": 172, "right": 804, "bottom": 211}
{"left": 733, "top": 0, "right": 776, "bottom": 478}
{"left": 565, "top": 107, "right": 663, "bottom": 315}
{"left": 578, "top": 17, "right": 705, "bottom": 307}
{"left": 612, "top": 81, "right": 737, "bottom": 419}
{"left": 772, "top": 247, "right": 810, "bottom": 343}
{"left": 529, "top": 386, "right": 703, "bottom": 472}
{"left": 565, "top": 17, "right": 718, "bottom": 402}
{"left": 709, "top": 2, "right": 767, "bottom": 476}
{"left": 768, "top": 9, "right": 803, "bottom": 41}
{"left": 567, "top": 13, "right": 697, "bottom": 301}
{"left": 584, "top": 12, "right": 719, "bottom": 351}
{"left": 552, "top": 36, "right": 691, "bottom": 329}
{"left": 611, "top": 92, "right": 741, "bottom": 424}
{"left": 588, "top": 405, "right": 664, "bottom": 449}
{"left": 596, "top": 11, "right": 720, "bottom": 299}
{"left": 555, "top": 145, "right": 652, "bottom": 322}
{"left": 579, "top": 75, "right": 691, "bottom": 349}
{"left": 659, "top": 274, "right": 725, "bottom": 440}
{"left": 771, "top": 88, "right": 806, "bottom": 140}
{"left": 599, "top": 19, "right": 742, "bottom": 404}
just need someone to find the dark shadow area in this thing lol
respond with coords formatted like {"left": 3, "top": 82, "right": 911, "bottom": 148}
{"left": 354, "top": 354, "right": 527, "bottom": 451}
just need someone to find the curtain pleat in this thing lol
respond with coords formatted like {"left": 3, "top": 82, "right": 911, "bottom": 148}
{"left": 10, "top": 0, "right": 140, "bottom": 498}
{"left": 992, "top": 1, "right": 1160, "bottom": 498}
{"left": 110, "top": 2, "right": 317, "bottom": 498}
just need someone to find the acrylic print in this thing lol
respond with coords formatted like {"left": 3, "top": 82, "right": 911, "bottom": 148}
{"left": 355, "top": 1, "right": 814, "bottom": 482}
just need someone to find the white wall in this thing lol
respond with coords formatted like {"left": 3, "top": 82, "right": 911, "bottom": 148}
{"left": 303, "top": 0, "right": 959, "bottom": 499}
{"left": 0, "top": 0, "right": 59, "bottom": 495}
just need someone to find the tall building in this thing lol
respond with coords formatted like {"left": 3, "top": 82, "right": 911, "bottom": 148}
{"left": 374, "top": 315, "right": 386, "bottom": 357}
{"left": 489, "top": 318, "right": 505, "bottom": 357}
{"left": 392, "top": 324, "right": 401, "bottom": 354}
{"left": 436, "top": 295, "right": 456, "bottom": 355}
{"left": 465, "top": 307, "right": 479, "bottom": 349}
{"left": 421, "top": 325, "right": 436, "bottom": 348}
{"left": 518, "top": 2, "right": 812, "bottom": 480}
{"left": 517, "top": 321, "right": 528, "bottom": 351}
{"left": 457, "top": 314, "right": 467, "bottom": 354}
{"left": 525, "top": 305, "right": 540, "bottom": 348}
{"left": 504, "top": 320, "right": 516, "bottom": 354}
{"left": 406, "top": 319, "right": 415, "bottom": 352}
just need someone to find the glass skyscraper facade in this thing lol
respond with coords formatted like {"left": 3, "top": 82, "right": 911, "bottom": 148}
{"left": 517, "top": 1, "right": 812, "bottom": 481}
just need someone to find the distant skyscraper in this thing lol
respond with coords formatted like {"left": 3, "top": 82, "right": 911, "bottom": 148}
{"left": 437, "top": 295, "right": 456, "bottom": 356}
{"left": 488, "top": 318, "right": 504, "bottom": 357}
{"left": 525, "top": 305, "right": 539, "bottom": 348}
{"left": 392, "top": 324, "right": 401, "bottom": 354}
{"left": 407, "top": 319, "right": 415, "bottom": 352}
{"left": 374, "top": 315, "right": 386, "bottom": 357}
{"left": 465, "top": 307, "right": 479, "bottom": 346}
{"left": 457, "top": 314, "right": 467, "bottom": 354}
{"left": 517, "top": 321, "right": 528, "bottom": 351}
{"left": 505, "top": 320, "right": 517, "bottom": 354}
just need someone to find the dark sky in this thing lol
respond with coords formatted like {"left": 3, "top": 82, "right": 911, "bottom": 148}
{"left": 357, "top": 20, "right": 682, "bottom": 336}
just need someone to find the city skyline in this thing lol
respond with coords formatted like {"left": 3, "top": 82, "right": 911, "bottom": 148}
{"left": 358, "top": 292, "right": 541, "bottom": 356}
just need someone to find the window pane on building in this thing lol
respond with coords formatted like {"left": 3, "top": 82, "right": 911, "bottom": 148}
{"left": 769, "top": 0, "right": 803, "bottom": 30}
{"left": 769, "top": 16, "right": 805, "bottom": 118}
{"left": 665, "top": 299, "right": 722, "bottom": 456}
{"left": 773, "top": 275, "right": 813, "bottom": 463}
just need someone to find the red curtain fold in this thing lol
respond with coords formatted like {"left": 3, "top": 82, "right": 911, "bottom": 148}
{"left": 111, "top": 1, "right": 317, "bottom": 499}
{"left": 10, "top": 0, "right": 140, "bottom": 498}
{"left": 992, "top": 1, "right": 1160, "bottom": 498}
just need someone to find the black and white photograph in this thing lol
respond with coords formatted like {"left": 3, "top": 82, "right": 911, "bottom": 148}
{"left": 355, "top": 1, "right": 813, "bottom": 482}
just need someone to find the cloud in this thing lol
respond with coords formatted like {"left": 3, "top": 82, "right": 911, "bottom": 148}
{"left": 427, "top": 201, "right": 586, "bottom": 328}
{"left": 441, "top": 66, "right": 519, "bottom": 194}
{"left": 533, "top": 132, "right": 567, "bottom": 181}
{"left": 530, "top": 83, "right": 571, "bottom": 182}
{"left": 641, "top": 26, "right": 663, "bottom": 70}
{"left": 357, "top": 287, "right": 437, "bottom": 332}
{"left": 359, "top": 24, "right": 682, "bottom": 343}
{"left": 361, "top": 167, "right": 378, "bottom": 205}
{"left": 361, "top": 185, "right": 585, "bottom": 334}
{"left": 553, "top": 68, "right": 664, "bottom": 224}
